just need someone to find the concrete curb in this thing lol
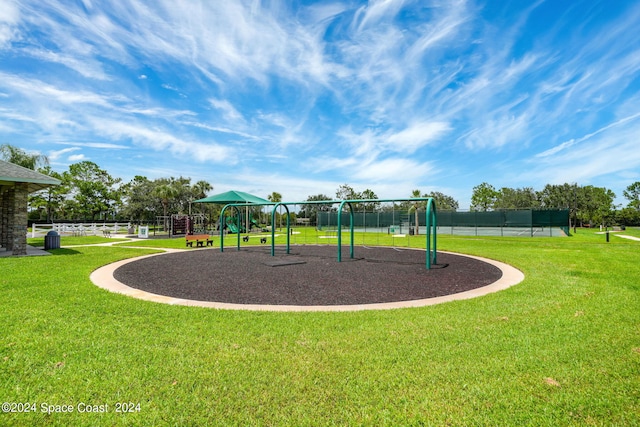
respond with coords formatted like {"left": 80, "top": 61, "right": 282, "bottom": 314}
{"left": 90, "top": 248, "right": 525, "bottom": 312}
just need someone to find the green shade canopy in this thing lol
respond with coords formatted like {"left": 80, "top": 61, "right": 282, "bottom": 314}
{"left": 193, "top": 190, "right": 271, "bottom": 205}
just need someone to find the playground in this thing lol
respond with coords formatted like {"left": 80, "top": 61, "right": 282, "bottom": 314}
{"left": 103, "top": 245, "right": 521, "bottom": 310}
{"left": 90, "top": 197, "right": 524, "bottom": 310}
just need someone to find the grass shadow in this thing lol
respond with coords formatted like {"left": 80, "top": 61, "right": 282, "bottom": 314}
{"left": 48, "top": 248, "right": 83, "bottom": 256}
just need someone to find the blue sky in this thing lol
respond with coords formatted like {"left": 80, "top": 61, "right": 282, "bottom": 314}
{"left": 1, "top": 0, "right": 639, "bottom": 208}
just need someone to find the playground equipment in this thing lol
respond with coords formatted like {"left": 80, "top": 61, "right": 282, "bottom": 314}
{"left": 153, "top": 214, "right": 207, "bottom": 236}
{"left": 219, "top": 197, "right": 437, "bottom": 269}
{"left": 222, "top": 216, "right": 261, "bottom": 233}
{"left": 317, "top": 202, "right": 414, "bottom": 235}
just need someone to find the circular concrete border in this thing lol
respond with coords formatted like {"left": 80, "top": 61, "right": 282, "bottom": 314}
{"left": 90, "top": 248, "right": 524, "bottom": 312}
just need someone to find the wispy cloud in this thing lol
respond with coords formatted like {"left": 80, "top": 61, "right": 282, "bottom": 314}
{"left": 87, "top": 118, "right": 232, "bottom": 163}
{"left": 352, "top": 157, "right": 436, "bottom": 183}
{"left": 385, "top": 122, "right": 452, "bottom": 153}
{"left": 67, "top": 153, "right": 86, "bottom": 162}
{"left": 209, "top": 99, "right": 245, "bottom": 123}
{"left": 48, "top": 147, "right": 79, "bottom": 161}
{"left": 536, "top": 112, "right": 640, "bottom": 158}
{"left": 55, "top": 142, "right": 130, "bottom": 150}
{"left": 523, "top": 118, "right": 640, "bottom": 186}
{"left": 0, "top": 0, "right": 20, "bottom": 48}
{"left": 2, "top": 0, "right": 640, "bottom": 205}
{"left": 24, "top": 48, "right": 110, "bottom": 80}
{"left": 0, "top": 72, "right": 123, "bottom": 107}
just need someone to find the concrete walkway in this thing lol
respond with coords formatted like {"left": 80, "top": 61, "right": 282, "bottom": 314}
{"left": 0, "top": 245, "right": 51, "bottom": 257}
{"left": 615, "top": 234, "right": 640, "bottom": 241}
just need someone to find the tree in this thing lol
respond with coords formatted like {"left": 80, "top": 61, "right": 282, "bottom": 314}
{"left": 471, "top": 182, "right": 498, "bottom": 211}
{"left": 335, "top": 184, "right": 358, "bottom": 200}
{"left": 153, "top": 179, "right": 181, "bottom": 227}
{"left": 64, "top": 161, "right": 122, "bottom": 220}
{"left": 623, "top": 181, "right": 640, "bottom": 210}
{"left": 190, "top": 180, "right": 214, "bottom": 219}
{"left": 539, "top": 183, "right": 579, "bottom": 231}
{"left": 579, "top": 185, "right": 616, "bottom": 227}
{"left": 425, "top": 191, "right": 459, "bottom": 211}
{"left": 494, "top": 187, "right": 540, "bottom": 209}
{"left": 0, "top": 144, "right": 49, "bottom": 170}
{"left": 120, "top": 176, "right": 157, "bottom": 222}
{"left": 331, "top": 184, "right": 379, "bottom": 211}
{"left": 301, "top": 194, "right": 332, "bottom": 225}
{"left": 408, "top": 189, "right": 424, "bottom": 235}
{"left": 267, "top": 192, "right": 282, "bottom": 203}
{"left": 120, "top": 176, "right": 214, "bottom": 225}
{"left": 192, "top": 180, "right": 213, "bottom": 200}
{"left": 268, "top": 192, "right": 283, "bottom": 229}
{"left": 616, "top": 207, "right": 640, "bottom": 227}
{"left": 359, "top": 189, "right": 380, "bottom": 212}
{"left": 539, "top": 183, "right": 575, "bottom": 208}
{"left": 171, "top": 176, "right": 195, "bottom": 214}
{"left": 30, "top": 166, "right": 66, "bottom": 222}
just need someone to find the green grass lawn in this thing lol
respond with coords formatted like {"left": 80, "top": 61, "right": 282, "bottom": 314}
{"left": 2, "top": 228, "right": 639, "bottom": 426}
{"left": 28, "top": 235, "right": 128, "bottom": 247}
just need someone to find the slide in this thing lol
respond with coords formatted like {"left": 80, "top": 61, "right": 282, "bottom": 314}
{"left": 226, "top": 223, "right": 239, "bottom": 233}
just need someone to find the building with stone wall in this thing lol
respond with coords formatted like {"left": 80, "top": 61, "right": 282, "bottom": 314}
{"left": 0, "top": 160, "right": 61, "bottom": 256}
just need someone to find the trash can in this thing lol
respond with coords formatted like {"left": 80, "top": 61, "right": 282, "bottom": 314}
{"left": 44, "top": 230, "right": 60, "bottom": 250}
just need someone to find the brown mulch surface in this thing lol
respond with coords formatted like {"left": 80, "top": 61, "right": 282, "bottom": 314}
{"left": 113, "top": 245, "right": 502, "bottom": 306}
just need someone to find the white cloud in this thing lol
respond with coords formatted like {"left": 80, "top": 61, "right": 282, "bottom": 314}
{"left": 0, "top": 72, "right": 124, "bottom": 107}
{"left": 209, "top": 98, "right": 244, "bottom": 123}
{"left": 2, "top": 0, "right": 640, "bottom": 205}
{"left": 537, "top": 112, "right": 640, "bottom": 158}
{"left": 55, "top": 142, "right": 129, "bottom": 149}
{"left": 68, "top": 153, "right": 86, "bottom": 162}
{"left": 354, "top": 0, "right": 407, "bottom": 31}
{"left": 353, "top": 157, "right": 436, "bottom": 183}
{"left": 522, "top": 119, "right": 640, "bottom": 186}
{"left": 301, "top": 3, "right": 349, "bottom": 25}
{"left": 88, "top": 118, "right": 232, "bottom": 163}
{"left": 385, "top": 121, "right": 451, "bottom": 153}
{"left": 25, "top": 48, "right": 110, "bottom": 80}
{"left": 406, "top": 1, "right": 470, "bottom": 61}
{"left": 335, "top": 121, "right": 450, "bottom": 169}
{"left": 48, "top": 147, "right": 79, "bottom": 161}
{"left": 0, "top": 0, "right": 20, "bottom": 48}
{"left": 461, "top": 114, "right": 530, "bottom": 150}
{"left": 185, "top": 121, "right": 259, "bottom": 140}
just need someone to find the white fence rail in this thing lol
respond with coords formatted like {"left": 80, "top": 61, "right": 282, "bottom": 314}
{"left": 32, "top": 222, "right": 133, "bottom": 238}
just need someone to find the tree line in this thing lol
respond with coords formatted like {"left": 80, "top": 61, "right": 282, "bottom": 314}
{"left": 470, "top": 182, "right": 640, "bottom": 227}
{"left": 2, "top": 144, "right": 639, "bottom": 227}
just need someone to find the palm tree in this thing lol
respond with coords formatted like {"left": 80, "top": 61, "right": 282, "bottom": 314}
{"left": 154, "top": 183, "right": 179, "bottom": 233}
{"left": 410, "top": 189, "right": 424, "bottom": 235}
{"left": 192, "top": 180, "right": 213, "bottom": 200}
{"left": 191, "top": 180, "right": 213, "bottom": 213}
{"left": 0, "top": 144, "right": 49, "bottom": 170}
{"left": 268, "top": 192, "right": 283, "bottom": 229}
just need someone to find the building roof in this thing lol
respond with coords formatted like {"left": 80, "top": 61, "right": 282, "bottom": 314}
{"left": 0, "top": 159, "right": 61, "bottom": 193}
